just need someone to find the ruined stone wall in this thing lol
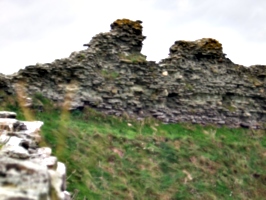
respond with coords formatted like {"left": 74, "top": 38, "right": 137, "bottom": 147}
{"left": 0, "top": 19, "right": 265, "bottom": 128}
{"left": 0, "top": 111, "right": 70, "bottom": 199}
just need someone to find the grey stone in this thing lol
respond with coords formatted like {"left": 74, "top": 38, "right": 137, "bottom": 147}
{"left": 0, "top": 18, "right": 264, "bottom": 129}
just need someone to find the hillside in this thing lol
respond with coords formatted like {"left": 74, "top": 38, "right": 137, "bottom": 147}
{"left": 1, "top": 98, "right": 266, "bottom": 199}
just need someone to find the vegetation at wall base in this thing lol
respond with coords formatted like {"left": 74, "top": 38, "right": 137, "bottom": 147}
{"left": 1, "top": 96, "right": 266, "bottom": 200}
{"left": 119, "top": 52, "right": 147, "bottom": 63}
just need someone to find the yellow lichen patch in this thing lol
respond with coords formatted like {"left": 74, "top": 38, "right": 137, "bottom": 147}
{"left": 196, "top": 38, "right": 222, "bottom": 50}
{"left": 171, "top": 38, "right": 223, "bottom": 55}
{"left": 111, "top": 18, "right": 142, "bottom": 31}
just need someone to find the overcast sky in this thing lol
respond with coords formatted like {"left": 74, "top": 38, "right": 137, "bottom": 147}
{"left": 1, "top": 0, "right": 266, "bottom": 74}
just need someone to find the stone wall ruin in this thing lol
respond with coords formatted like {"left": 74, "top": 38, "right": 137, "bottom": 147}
{"left": 0, "top": 111, "right": 70, "bottom": 199}
{"left": 0, "top": 18, "right": 265, "bottom": 129}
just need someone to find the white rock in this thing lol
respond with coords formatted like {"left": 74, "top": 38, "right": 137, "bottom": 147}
{"left": 2, "top": 145, "right": 30, "bottom": 159}
{"left": 57, "top": 162, "right": 67, "bottom": 191}
{"left": 57, "top": 162, "right": 66, "bottom": 176}
{"left": 63, "top": 191, "right": 72, "bottom": 200}
{"left": 37, "top": 147, "right": 52, "bottom": 157}
{"left": 22, "top": 121, "right": 43, "bottom": 134}
{"left": 0, "top": 132, "right": 10, "bottom": 144}
{"left": 49, "top": 169, "right": 65, "bottom": 200}
{"left": 0, "top": 114, "right": 70, "bottom": 199}
{"left": 5, "top": 136, "right": 22, "bottom": 146}
{"left": 0, "top": 158, "right": 50, "bottom": 199}
{"left": 0, "top": 118, "right": 18, "bottom": 131}
{"left": 244, "top": 112, "right": 251, "bottom": 117}
{"left": 162, "top": 71, "right": 168, "bottom": 76}
{"left": 44, "top": 156, "right": 58, "bottom": 168}
{"left": 0, "top": 111, "right": 17, "bottom": 118}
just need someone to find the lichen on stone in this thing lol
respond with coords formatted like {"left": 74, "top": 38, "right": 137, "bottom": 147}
{"left": 111, "top": 18, "right": 143, "bottom": 34}
{"left": 195, "top": 38, "right": 222, "bottom": 50}
{"left": 170, "top": 38, "right": 224, "bottom": 60}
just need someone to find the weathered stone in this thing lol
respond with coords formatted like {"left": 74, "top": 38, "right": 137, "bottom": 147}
{"left": 0, "top": 111, "right": 17, "bottom": 118}
{"left": 169, "top": 38, "right": 225, "bottom": 60}
{"left": 0, "top": 157, "right": 50, "bottom": 200}
{"left": 0, "top": 113, "right": 71, "bottom": 199}
{"left": 2, "top": 145, "right": 30, "bottom": 159}
{"left": 0, "top": 18, "right": 265, "bottom": 128}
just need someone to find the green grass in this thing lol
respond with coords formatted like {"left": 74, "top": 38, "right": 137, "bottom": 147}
{"left": 119, "top": 52, "right": 146, "bottom": 63}
{"left": 100, "top": 69, "right": 120, "bottom": 80}
{"left": 1, "top": 96, "right": 266, "bottom": 200}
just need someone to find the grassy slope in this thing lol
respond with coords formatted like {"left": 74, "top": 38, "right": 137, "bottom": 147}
{"left": 1, "top": 96, "right": 266, "bottom": 200}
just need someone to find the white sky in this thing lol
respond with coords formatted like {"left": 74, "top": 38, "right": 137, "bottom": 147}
{"left": 1, "top": 0, "right": 266, "bottom": 74}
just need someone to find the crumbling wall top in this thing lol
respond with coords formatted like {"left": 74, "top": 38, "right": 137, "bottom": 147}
{"left": 169, "top": 38, "right": 225, "bottom": 60}
{"left": 110, "top": 18, "right": 143, "bottom": 35}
